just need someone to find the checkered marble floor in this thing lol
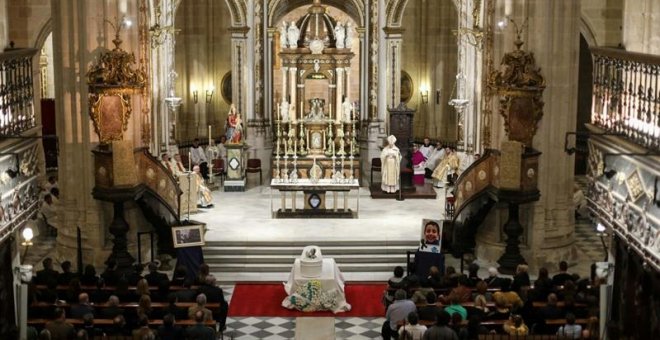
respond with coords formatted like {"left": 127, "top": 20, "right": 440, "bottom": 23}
{"left": 223, "top": 316, "right": 385, "bottom": 340}
{"left": 573, "top": 175, "right": 607, "bottom": 263}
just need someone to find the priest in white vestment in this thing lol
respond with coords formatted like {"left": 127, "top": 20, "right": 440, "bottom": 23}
{"left": 380, "top": 135, "right": 402, "bottom": 193}
{"left": 193, "top": 165, "right": 214, "bottom": 208}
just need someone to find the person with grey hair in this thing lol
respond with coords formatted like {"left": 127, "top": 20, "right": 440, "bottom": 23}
{"left": 187, "top": 293, "right": 213, "bottom": 321}
{"left": 145, "top": 262, "right": 169, "bottom": 286}
{"left": 383, "top": 289, "right": 416, "bottom": 339}
{"left": 99, "top": 295, "right": 124, "bottom": 319}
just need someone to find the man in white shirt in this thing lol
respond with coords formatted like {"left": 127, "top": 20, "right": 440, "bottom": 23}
{"left": 398, "top": 312, "right": 426, "bottom": 340}
{"left": 190, "top": 138, "right": 209, "bottom": 180}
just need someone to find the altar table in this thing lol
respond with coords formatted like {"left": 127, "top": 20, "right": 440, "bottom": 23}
{"left": 270, "top": 179, "right": 359, "bottom": 218}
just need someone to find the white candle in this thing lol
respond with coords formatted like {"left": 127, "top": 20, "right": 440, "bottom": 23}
{"left": 208, "top": 125, "right": 212, "bottom": 145}
{"left": 188, "top": 151, "right": 192, "bottom": 170}
{"left": 329, "top": 103, "right": 332, "bottom": 120}
{"left": 277, "top": 103, "right": 280, "bottom": 120}
{"left": 294, "top": 139, "right": 297, "bottom": 154}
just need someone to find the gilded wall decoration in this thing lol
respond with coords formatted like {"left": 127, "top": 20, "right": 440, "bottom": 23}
{"left": 625, "top": 169, "right": 645, "bottom": 202}
{"left": 489, "top": 35, "right": 545, "bottom": 147}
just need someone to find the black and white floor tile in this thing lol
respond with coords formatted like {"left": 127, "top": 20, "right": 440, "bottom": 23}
{"left": 223, "top": 316, "right": 386, "bottom": 339}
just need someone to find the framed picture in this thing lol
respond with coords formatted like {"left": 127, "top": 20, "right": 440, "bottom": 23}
{"left": 419, "top": 218, "right": 443, "bottom": 253}
{"left": 625, "top": 168, "right": 645, "bottom": 202}
{"left": 172, "top": 225, "right": 205, "bottom": 248}
{"left": 401, "top": 70, "right": 413, "bottom": 104}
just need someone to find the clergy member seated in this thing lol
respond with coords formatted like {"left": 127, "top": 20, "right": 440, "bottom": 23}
{"left": 193, "top": 165, "right": 214, "bottom": 208}
{"left": 190, "top": 138, "right": 209, "bottom": 180}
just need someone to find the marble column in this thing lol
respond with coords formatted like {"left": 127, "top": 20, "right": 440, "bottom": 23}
{"left": 383, "top": 28, "right": 403, "bottom": 110}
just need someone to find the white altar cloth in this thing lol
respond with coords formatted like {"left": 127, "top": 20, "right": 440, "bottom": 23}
{"left": 282, "top": 258, "right": 351, "bottom": 313}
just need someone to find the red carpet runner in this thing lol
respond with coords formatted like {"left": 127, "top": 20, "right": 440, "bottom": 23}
{"left": 228, "top": 283, "right": 387, "bottom": 317}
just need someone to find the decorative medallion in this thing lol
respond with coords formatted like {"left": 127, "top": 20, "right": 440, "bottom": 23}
{"left": 625, "top": 169, "right": 645, "bottom": 202}
{"left": 478, "top": 170, "right": 486, "bottom": 181}
{"left": 229, "top": 157, "right": 240, "bottom": 170}
{"left": 308, "top": 193, "right": 321, "bottom": 209}
{"left": 465, "top": 181, "right": 473, "bottom": 192}
{"left": 98, "top": 166, "right": 107, "bottom": 178}
{"left": 310, "top": 39, "right": 324, "bottom": 54}
{"left": 146, "top": 168, "right": 155, "bottom": 179}
{"left": 159, "top": 179, "right": 166, "bottom": 189}
{"left": 493, "top": 165, "right": 499, "bottom": 177}
{"left": 526, "top": 168, "right": 535, "bottom": 178}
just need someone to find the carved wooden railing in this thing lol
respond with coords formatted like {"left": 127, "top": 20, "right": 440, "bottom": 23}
{"left": 93, "top": 147, "right": 182, "bottom": 221}
{"left": 0, "top": 48, "right": 38, "bottom": 136}
{"left": 591, "top": 47, "right": 660, "bottom": 150}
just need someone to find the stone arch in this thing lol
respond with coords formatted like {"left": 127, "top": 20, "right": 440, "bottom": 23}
{"left": 580, "top": 16, "right": 599, "bottom": 47}
{"left": 385, "top": 0, "right": 408, "bottom": 27}
{"left": 33, "top": 18, "right": 52, "bottom": 50}
{"left": 268, "top": 0, "right": 364, "bottom": 27}
{"left": 218, "top": 0, "right": 247, "bottom": 26}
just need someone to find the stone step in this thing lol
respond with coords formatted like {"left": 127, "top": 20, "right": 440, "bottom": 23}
{"left": 203, "top": 253, "right": 409, "bottom": 264}
{"left": 207, "top": 262, "right": 406, "bottom": 273}
{"left": 203, "top": 240, "right": 419, "bottom": 247}
{"left": 202, "top": 245, "right": 418, "bottom": 256}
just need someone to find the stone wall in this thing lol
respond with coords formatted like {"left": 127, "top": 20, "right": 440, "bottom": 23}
{"left": 7, "top": 0, "right": 50, "bottom": 48}
{"left": 581, "top": 0, "right": 623, "bottom": 47}
{"left": 623, "top": 0, "right": 660, "bottom": 54}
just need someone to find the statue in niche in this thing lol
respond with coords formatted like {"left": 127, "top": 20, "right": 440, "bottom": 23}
{"left": 279, "top": 21, "right": 288, "bottom": 49}
{"left": 287, "top": 22, "right": 300, "bottom": 48}
{"left": 280, "top": 99, "right": 290, "bottom": 121}
{"left": 342, "top": 97, "right": 352, "bottom": 122}
{"left": 305, "top": 98, "right": 325, "bottom": 120}
{"left": 334, "top": 22, "right": 345, "bottom": 48}
{"left": 345, "top": 22, "right": 354, "bottom": 49}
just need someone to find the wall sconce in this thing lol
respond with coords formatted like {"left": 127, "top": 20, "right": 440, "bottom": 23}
{"left": 206, "top": 86, "right": 215, "bottom": 104}
{"left": 192, "top": 90, "right": 198, "bottom": 104}
{"left": 420, "top": 85, "right": 429, "bottom": 104}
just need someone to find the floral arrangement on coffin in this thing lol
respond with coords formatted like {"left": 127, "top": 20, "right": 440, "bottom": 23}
{"left": 285, "top": 280, "right": 339, "bottom": 312}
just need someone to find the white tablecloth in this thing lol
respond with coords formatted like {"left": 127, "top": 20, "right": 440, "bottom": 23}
{"left": 282, "top": 258, "right": 351, "bottom": 313}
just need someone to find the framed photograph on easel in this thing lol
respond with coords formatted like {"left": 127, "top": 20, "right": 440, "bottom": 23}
{"left": 172, "top": 225, "right": 205, "bottom": 248}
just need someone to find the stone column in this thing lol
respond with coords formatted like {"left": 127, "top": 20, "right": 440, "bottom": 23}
{"left": 230, "top": 27, "right": 249, "bottom": 117}
{"left": 383, "top": 27, "right": 403, "bottom": 111}
{"left": 476, "top": 0, "right": 580, "bottom": 270}
{"left": 51, "top": 0, "right": 151, "bottom": 267}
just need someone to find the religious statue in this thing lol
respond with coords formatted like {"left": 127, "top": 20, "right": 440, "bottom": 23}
{"left": 280, "top": 99, "right": 290, "bottom": 121}
{"left": 380, "top": 135, "right": 402, "bottom": 193}
{"left": 336, "top": 128, "right": 345, "bottom": 156}
{"left": 225, "top": 104, "right": 238, "bottom": 142}
{"left": 287, "top": 21, "right": 300, "bottom": 48}
{"left": 279, "top": 21, "right": 288, "bottom": 49}
{"left": 334, "top": 22, "right": 345, "bottom": 48}
{"left": 305, "top": 98, "right": 325, "bottom": 120}
{"left": 341, "top": 97, "right": 352, "bottom": 122}
{"left": 345, "top": 22, "right": 354, "bottom": 49}
{"left": 230, "top": 113, "right": 243, "bottom": 143}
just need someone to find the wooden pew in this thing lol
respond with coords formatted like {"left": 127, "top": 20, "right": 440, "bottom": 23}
{"left": 30, "top": 301, "right": 222, "bottom": 309}
{"left": 27, "top": 318, "right": 216, "bottom": 326}
{"left": 35, "top": 284, "right": 197, "bottom": 292}
{"left": 407, "top": 318, "right": 593, "bottom": 328}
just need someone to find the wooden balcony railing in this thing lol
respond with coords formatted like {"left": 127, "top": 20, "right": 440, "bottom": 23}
{"left": 0, "top": 48, "right": 38, "bottom": 136}
{"left": 591, "top": 47, "right": 660, "bottom": 150}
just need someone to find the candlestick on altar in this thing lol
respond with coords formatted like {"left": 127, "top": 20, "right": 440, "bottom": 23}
{"left": 349, "top": 154, "right": 354, "bottom": 181}
{"left": 329, "top": 103, "right": 332, "bottom": 120}
{"left": 294, "top": 139, "right": 297, "bottom": 155}
{"left": 188, "top": 151, "right": 192, "bottom": 171}
{"left": 208, "top": 125, "right": 212, "bottom": 146}
{"left": 277, "top": 103, "right": 280, "bottom": 120}
{"left": 275, "top": 154, "right": 280, "bottom": 179}
{"left": 300, "top": 101, "right": 303, "bottom": 122}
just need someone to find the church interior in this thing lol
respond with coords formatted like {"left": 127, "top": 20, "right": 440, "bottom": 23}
{"left": 0, "top": 0, "right": 658, "bottom": 339}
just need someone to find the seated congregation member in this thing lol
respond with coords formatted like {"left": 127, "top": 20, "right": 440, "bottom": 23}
{"left": 466, "top": 262, "right": 481, "bottom": 287}
{"left": 422, "top": 310, "right": 458, "bottom": 340}
{"left": 511, "top": 264, "right": 531, "bottom": 294}
{"left": 556, "top": 313, "right": 583, "bottom": 339}
{"left": 503, "top": 314, "right": 529, "bottom": 336}
{"left": 100, "top": 259, "right": 119, "bottom": 286}
{"left": 188, "top": 293, "right": 213, "bottom": 321}
{"left": 158, "top": 313, "right": 185, "bottom": 340}
{"left": 440, "top": 276, "right": 472, "bottom": 304}
{"left": 426, "top": 266, "right": 443, "bottom": 289}
{"left": 70, "top": 293, "right": 94, "bottom": 319}
{"left": 45, "top": 308, "right": 75, "bottom": 340}
{"left": 196, "top": 274, "right": 224, "bottom": 303}
{"left": 485, "top": 267, "right": 503, "bottom": 288}
{"left": 194, "top": 264, "right": 211, "bottom": 286}
{"left": 441, "top": 266, "right": 459, "bottom": 289}
{"left": 105, "top": 315, "right": 130, "bottom": 340}
{"left": 89, "top": 278, "right": 109, "bottom": 304}
{"left": 81, "top": 313, "right": 103, "bottom": 339}
{"left": 126, "top": 263, "right": 144, "bottom": 286}
{"left": 173, "top": 280, "right": 197, "bottom": 302}
{"left": 449, "top": 312, "right": 467, "bottom": 338}
{"left": 473, "top": 280, "right": 491, "bottom": 314}
{"left": 384, "top": 266, "right": 407, "bottom": 307}
{"left": 135, "top": 278, "right": 151, "bottom": 301}
{"left": 99, "top": 295, "right": 124, "bottom": 319}
{"left": 418, "top": 291, "right": 440, "bottom": 323}
{"left": 57, "top": 261, "right": 77, "bottom": 286}
{"left": 533, "top": 267, "right": 554, "bottom": 302}
{"left": 443, "top": 294, "right": 468, "bottom": 321}
{"left": 79, "top": 265, "right": 99, "bottom": 286}
{"left": 114, "top": 277, "right": 133, "bottom": 303}
{"left": 186, "top": 310, "right": 215, "bottom": 340}
{"left": 38, "top": 279, "right": 59, "bottom": 303}
{"left": 132, "top": 315, "right": 155, "bottom": 340}
{"left": 383, "top": 289, "right": 416, "bottom": 339}
{"left": 492, "top": 278, "right": 523, "bottom": 310}
{"left": 171, "top": 265, "right": 188, "bottom": 286}
{"left": 64, "top": 278, "right": 82, "bottom": 304}
{"left": 34, "top": 257, "right": 59, "bottom": 285}
{"left": 487, "top": 294, "right": 511, "bottom": 321}
{"left": 153, "top": 279, "right": 171, "bottom": 302}
{"left": 552, "top": 261, "right": 574, "bottom": 287}
{"left": 398, "top": 312, "right": 427, "bottom": 340}
{"left": 536, "top": 293, "right": 564, "bottom": 334}
{"left": 145, "top": 262, "right": 169, "bottom": 286}
{"left": 162, "top": 294, "right": 187, "bottom": 321}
